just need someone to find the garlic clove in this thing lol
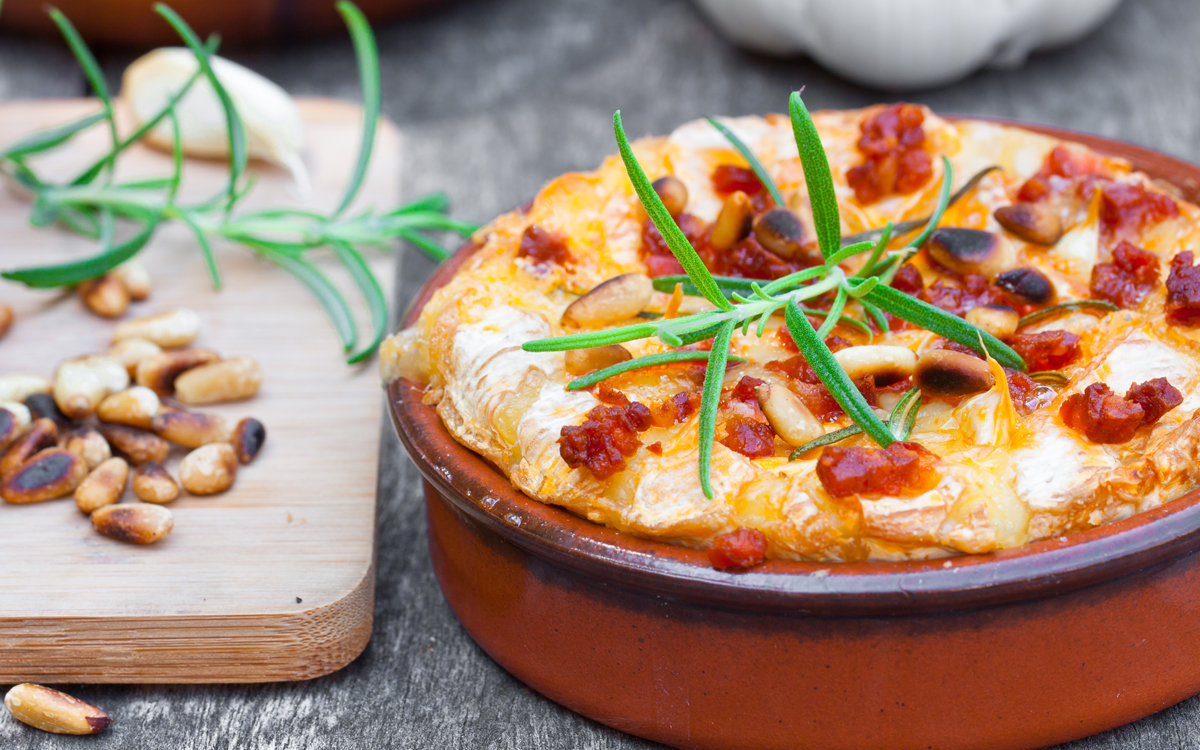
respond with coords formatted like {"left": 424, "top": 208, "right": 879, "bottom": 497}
{"left": 121, "top": 48, "right": 309, "bottom": 192}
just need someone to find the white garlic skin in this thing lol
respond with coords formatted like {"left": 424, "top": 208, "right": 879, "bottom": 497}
{"left": 121, "top": 48, "right": 308, "bottom": 189}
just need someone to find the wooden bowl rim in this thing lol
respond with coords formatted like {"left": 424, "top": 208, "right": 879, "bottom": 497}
{"left": 389, "top": 116, "right": 1200, "bottom": 616}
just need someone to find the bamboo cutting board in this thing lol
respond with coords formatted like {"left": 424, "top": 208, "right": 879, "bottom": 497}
{"left": 0, "top": 98, "right": 397, "bottom": 682}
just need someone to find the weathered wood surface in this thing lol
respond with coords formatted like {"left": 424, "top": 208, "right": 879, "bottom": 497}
{"left": 0, "top": 98, "right": 396, "bottom": 683}
{"left": 6, "top": 0, "right": 1200, "bottom": 745}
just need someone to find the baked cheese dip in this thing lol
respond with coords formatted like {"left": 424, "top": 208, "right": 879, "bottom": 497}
{"left": 383, "top": 102, "right": 1200, "bottom": 565}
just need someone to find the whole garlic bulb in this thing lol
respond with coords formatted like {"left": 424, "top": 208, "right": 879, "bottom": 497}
{"left": 121, "top": 48, "right": 309, "bottom": 191}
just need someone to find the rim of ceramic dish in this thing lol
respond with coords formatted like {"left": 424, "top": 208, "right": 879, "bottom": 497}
{"left": 389, "top": 117, "right": 1200, "bottom": 616}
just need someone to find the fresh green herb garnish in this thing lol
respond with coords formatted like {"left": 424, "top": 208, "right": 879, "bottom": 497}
{"left": 0, "top": 2, "right": 476, "bottom": 364}
{"left": 706, "top": 116, "right": 786, "bottom": 207}
{"left": 524, "top": 92, "right": 1027, "bottom": 498}
{"left": 1017, "top": 299, "right": 1120, "bottom": 329}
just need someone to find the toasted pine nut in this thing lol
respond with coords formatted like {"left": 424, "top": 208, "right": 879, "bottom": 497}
{"left": 111, "top": 258, "right": 151, "bottom": 301}
{"left": 564, "top": 344, "right": 632, "bottom": 376}
{"left": 833, "top": 345, "right": 918, "bottom": 384}
{"left": 926, "top": 228, "right": 1015, "bottom": 279}
{"left": 58, "top": 426, "right": 112, "bottom": 470}
{"left": 0, "top": 373, "right": 51, "bottom": 403}
{"left": 651, "top": 175, "right": 688, "bottom": 218}
{"left": 53, "top": 356, "right": 129, "bottom": 420}
{"left": 710, "top": 190, "right": 752, "bottom": 251}
{"left": 151, "top": 411, "right": 231, "bottom": 448}
{"left": 174, "top": 357, "right": 263, "bottom": 405}
{"left": 179, "top": 443, "right": 237, "bottom": 495}
{"left": 0, "top": 304, "right": 12, "bottom": 339}
{"left": 75, "top": 457, "right": 129, "bottom": 513}
{"left": 132, "top": 461, "right": 179, "bottom": 504}
{"left": 78, "top": 274, "right": 130, "bottom": 319}
{"left": 23, "top": 393, "right": 72, "bottom": 430}
{"left": 754, "top": 383, "right": 823, "bottom": 448}
{"left": 965, "top": 303, "right": 1020, "bottom": 340}
{"left": 995, "top": 267, "right": 1057, "bottom": 306}
{"left": 106, "top": 337, "right": 162, "bottom": 376}
{"left": 915, "top": 349, "right": 997, "bottom": 398}
{"left": 4, "top": 683, "right": 111, "bottom": 735}
{"left": 97, "top": 386, "right": 162, "bottom": 429}
{"left": 232, "top": 418, "right": 266, "bottom": 464}
{"left": 0, "top": 402, "right": 31, "bottom": 451}
{"left": 995, "top": 202, "right": 1063, "bottom": 245}
{"left": 752, "top": 207, "right": 806, "bottom": 260}
{"left": 96, "top": 423, "right": 170, "bottom": 465}
{"left": 92, "top": 503, "right": 173, "bottom": 544}
{"left": 112, "top": 308, "right": 200, "bottom": 347}
{"left": 0, "top": 418, "right": 58, "bottom": 479}
{"left": 561, "top": 274, "right": 654, "bottom": 327}
{"left": 1, "top": 448, "right": 88, "bottom": 504}
{"left": 135, "top": 348, "right": 220, "bottom": 396}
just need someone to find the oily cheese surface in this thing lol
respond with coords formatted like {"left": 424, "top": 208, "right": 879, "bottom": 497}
{"left": 386, "top": 106, "right": 1200, "bottom": 562}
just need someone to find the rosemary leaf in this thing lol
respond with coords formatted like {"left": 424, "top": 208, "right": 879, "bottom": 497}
{"left": 651, "top": 274, "right": 756, "bottom": 296}
{"left": 566, "top": 350, "right": 741, "bottom": 390}
{"left": 1029, "top": 370, "right": 1070, "bottom": 387}
{"left": 47, "top": 9, "right": 119, "bottom": 159}
{"left": 785, "top": 300, "right": 892, "bottom": 447}
{"left": 258, "top": 249, "right": 358, "bottom": 352}
{"left": 522, "top": 321, "right": 662, "bottom": 352}
{"left": 788, "top": 91, "right": 840, "bottom": 260}
{"left": 854, "top": 222, "right": 893, "bottom": 278}
{"left": 332, "top": 242, "right": 388, "bottom": 364}
{"left": 698, "top": 320, "right": 736, "bottom": 499}
{"left": 2, "top": 215, "right": 162, "bottom": 287}
{"left": 388, "top": 192, "right": 451, "bottom": 215}
{"left": 888, "top": 386, "right": 922, "bottom": 440}
{"left": 332, "top": 1, "right": 381, "bottom": 218}
{"left": 706, "top": 116, "right": 786, "bottom": 207}
{"left": 814, "top": 288, "right": 847, "bottom": 340}
{"left": 178, "top": 211, "right": 221, "bottom": 289}
{"left": 397, "top": 228, "right": 451, "bottom": 262}
{"left": 841, "top": 166, "right": 1000, "bottom": 246}
{"left": 788, "top": 424, "right": 863, "bottom": 460}
{"left": 614, "top": 111, "right": 733, "bottom": 312}
{"left": 0, "top": 111, "right": 106, "bottom": 161}
{"left": 824, "top": 240, "right": 875, "bottom": 269}
{"left": 862, "top": 284, "right": 1026, "bottom": 371}
{"left": 1018, "top": 300, "right": 1120, "bottom": 329}
{"left": 860, "top": 298, "right": 889, "bottom": 332}
{"left": 906, "top": 155, "right": 953, "bottom": 250}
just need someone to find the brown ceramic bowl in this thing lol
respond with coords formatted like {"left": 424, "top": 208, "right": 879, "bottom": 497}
{"left": 388, "top": 119, "right": 1200, "bottom": 750}
{"left": 0, "top": 0, "right": 449, "bottom": 47}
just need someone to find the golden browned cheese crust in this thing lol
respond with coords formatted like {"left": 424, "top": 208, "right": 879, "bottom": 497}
{"left": 383, "top": 106, "right": 1200, "bottom": 562}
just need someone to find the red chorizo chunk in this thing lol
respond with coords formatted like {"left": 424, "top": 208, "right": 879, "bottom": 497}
{"left": 641, "top": 214, "right": 708, "bottom": 277}
{"left": 653, "top": 390, "right": 701, "bottom": 427}
{"left": 717, "top": 236, "right": 795, "bottom": 280}
{"left": 1090, "top": 241, "right": 1161, "bottom": 308}
{"left": 1007, "top": 330, "right": 1082, "bottom": 371}
{"left": 1124, "top": 377, "right": 1183, "bottom": 425}
{"left": 1005, "top": 368, "right": 1045, "bottom": 415}
{"left": 1166, "top": 251, "right": 1200, "bottom": 326}
{"left": 559, "top": 398, "right": 653, "bottom": 479}
{"left": 923, "top": 274, "right": 1004, "bottom": 316}
{"left": 712, "top": 165, "right": 764, "bottom": 196}
{"left": 1060, "top": 383, "right": 1146, "bottom": 444}
{"left": 846, "top": 103, "right": 932, "bottom": 204}
{"left": 719, "top": 377, "right": 776, "bottom": 458}
{"left": 1099, "top": 182, "right": 1178, "bottom": 239}
{"left": 1016, "top": 145, "right": 1107, "bottom": 203}
{"left": 816, "top": 441, "right": 938, "bottom": 498}
{"left": 708, "top": 527, "right": 768, "bottom": 571}
{"left": 517, "top": 224, "right": 572, "bottom": 266}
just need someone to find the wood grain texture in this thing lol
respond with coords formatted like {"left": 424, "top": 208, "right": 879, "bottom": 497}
{"left": 8, "top": 0, "right": 1200, "bottom": 747}
{"left": 0, "top": 98, "right": 396, "bottom": 683}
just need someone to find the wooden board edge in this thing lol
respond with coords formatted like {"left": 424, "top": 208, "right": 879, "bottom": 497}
{"left": 0, "top": 560, "right": 376, "bottom": 683}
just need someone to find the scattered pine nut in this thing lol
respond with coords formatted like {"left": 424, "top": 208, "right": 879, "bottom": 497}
{"left": 110, "top": 258, "right": 151, "bottom": 301}
{"left": 0, "top": 401, "right": 31, "bottom": 451}
{"left": 151, "top": 411, "right": 230, "bottom": 448}
{"left": 0, "top": 418, "right": 58, "bottom": 480}
{"left": 174, "top": 357, "right": 263, "bottom": 404}
{"left": 58, "top": 426, "right": 112, "bottom": 470}
{"left": 106, "top": 337, "right": 162, "bottom": 377}
{"left": 1, "top": 448, "right": 88, "bottom": 504}
{"left": 92, "top": 503, "right": 173, "bottom": 544}
{"left": 232, "top": 417, "right": 266, "bottom": 464}
{"left": 4, "top": 683, "right": 111, "bottom": 735}
{"left": 97, "top": 386, "right": 162, "bottom": 429}
{"left": 0, "top": 374, "right": 50, "bottom": 404}
{"left": 96, "top": 423, "right": 170, "bottom": 466}
{"left": 0, "top": 304, "right": 12, "bottom": 340}
{"left": 135, "top": 348, "right": 220, "bottom": 396}
{"left": 112, "top": 308, "right": 200, "bottom": 347}
{"left": 53, "top": 356, "right": 129, "bottom": 420}
{"left": 23, "top": 393, "right": 71, "bottom": 430}
{"left": 78, "top": 274, "right": 130, "bottom": 319}
{"left": 132, "top": 461, "right": 180, "bottom": 504}
{"left": 75, "top": 457, "right": 129, "bottom": 513}
{"left": 179, "top": 443, "right": 237, "bottom": 495}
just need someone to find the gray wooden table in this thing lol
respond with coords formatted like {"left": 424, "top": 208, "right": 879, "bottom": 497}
{"left": 4, "top": 0, "right": 1200, "bottom": 746}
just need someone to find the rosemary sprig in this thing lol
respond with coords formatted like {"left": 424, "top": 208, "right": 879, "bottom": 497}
{"left": 524, "top": 91, "right": 1027, "bottom": 497}
{"left": 1017, "top": 299, "right": 1120, "bottom": 329}
{"left": 706, "top": 117, "right": 786, "bottom": 207}
{"left": 565, "top": 350, "right": 744, "bottom": 391}
{"left": 0, "top": 2, "right": 476, "bottom": 364}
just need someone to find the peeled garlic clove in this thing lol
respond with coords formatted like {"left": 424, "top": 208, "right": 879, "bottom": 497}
{"left": 121, "top": 48, "right": 309, "bottom": 192}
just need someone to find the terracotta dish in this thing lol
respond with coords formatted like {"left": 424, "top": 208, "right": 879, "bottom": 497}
{"left": 389, "top": 120, "right": 1200, "bottom": 750}
{"left": 1, "top": 0, "right": 448, "bottom": 47}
